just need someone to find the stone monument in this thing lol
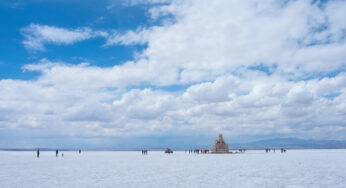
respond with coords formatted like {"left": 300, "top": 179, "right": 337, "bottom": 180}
{"left": 212, "top": 134, "right": 229, "bottom": 153}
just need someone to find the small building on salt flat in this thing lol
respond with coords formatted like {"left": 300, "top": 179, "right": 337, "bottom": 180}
{"left": 212, "top": 134, "right": 230, "bottom": 153}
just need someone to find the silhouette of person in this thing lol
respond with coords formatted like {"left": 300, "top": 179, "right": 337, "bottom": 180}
{"left": 36, "top": 149, "right": 40, "bottom": 158}
{"left": 56, "top": 150, "right": 58, "bottom": 157}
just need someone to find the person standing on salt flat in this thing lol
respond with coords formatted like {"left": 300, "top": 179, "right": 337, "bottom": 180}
{"left": 36, "top": 148, "right": 40, "bottom": 158}
{"left": 56, "top": 150, "right": 58, "bottom": 157}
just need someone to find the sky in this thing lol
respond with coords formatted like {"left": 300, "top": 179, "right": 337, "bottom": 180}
{"left": 0, "top": 0, "right": 346, "bottom": 149}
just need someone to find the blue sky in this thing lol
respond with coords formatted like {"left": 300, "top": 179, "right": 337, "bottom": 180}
{"left": 1, "top": 0, "right": 346, "bottom": 149}
{"left": 0, "top": 0, "right": 152, "bottom": 79}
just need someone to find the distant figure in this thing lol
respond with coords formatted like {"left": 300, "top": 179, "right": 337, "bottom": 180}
{"left": 79, "top": 149, "right": 81, "bottom": 154}
{"left": 36, "top": 149, "right": 40, "bottom": 158}
{"left": 164, "top": 148, "right": 173, "bottom": 154}
{"left": 62, "top": 153, "right": 64, "bottom": 157}
{"left": 56, "top": 150, "right": 58, "bottom": 157}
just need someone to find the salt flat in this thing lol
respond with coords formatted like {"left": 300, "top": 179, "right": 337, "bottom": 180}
{"left": 1, "top": 149, "right": 346, "bottom": 188}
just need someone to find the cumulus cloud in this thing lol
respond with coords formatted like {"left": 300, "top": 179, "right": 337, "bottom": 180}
{"left": 2, "top": 59, "right": 346, "bottom": 139}
{"left": 22, "top": 59, "right": 156, "bottom": 88}
{"left": 5, "top": 0, "right": 346, "bottom": 143}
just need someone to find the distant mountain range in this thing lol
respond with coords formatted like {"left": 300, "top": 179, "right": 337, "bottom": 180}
{"left": 229, "top": 137, "right": 346, "bottom": 149}
{"left": 1, "top": 137, "right": 346, "bottom": 151}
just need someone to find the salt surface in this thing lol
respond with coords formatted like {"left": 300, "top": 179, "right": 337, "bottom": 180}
{"left": 1, "top": 149, "right": 346, "bottom": 187}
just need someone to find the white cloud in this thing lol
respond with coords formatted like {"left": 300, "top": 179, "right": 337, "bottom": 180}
{"left": 183, "top": 75, "right": 240, "bottom": 103}
{"left": 22, "top": 59, "right": 156, "bottom": 89}
{"left": 21, "top": 24, "right": 106, "bottom": 51}
{"left": 5, "top": 0, "right": 346, "bottom": 142}
{"left": 122, "top": 0, "right": 172, "bottom": 6}
{"left": 104, "top": 27, "right": 153, "bottom": 46}
{"left": 2, "top": 61, "right": 346, "bottom": 139}
{"left": 20, "top": 24, "right": 154, "bottom": 51}
{"left": 117, "top": 0, "right": 346, "bottom": 82}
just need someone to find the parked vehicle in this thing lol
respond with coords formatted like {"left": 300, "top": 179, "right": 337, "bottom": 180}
{"left": 165, "top": 148, "right": 173, "bottom": 154}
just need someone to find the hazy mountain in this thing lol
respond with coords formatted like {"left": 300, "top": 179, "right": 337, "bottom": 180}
{"left": 1, "top": 137, "right": 346, "bottom": 150}
{"left": 229, "top": 138, "right": 346, "bottom": 149}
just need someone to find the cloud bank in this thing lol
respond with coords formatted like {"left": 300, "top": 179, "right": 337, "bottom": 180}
{"left": 3, "top": 0, "right": 346, "bottom": 146}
